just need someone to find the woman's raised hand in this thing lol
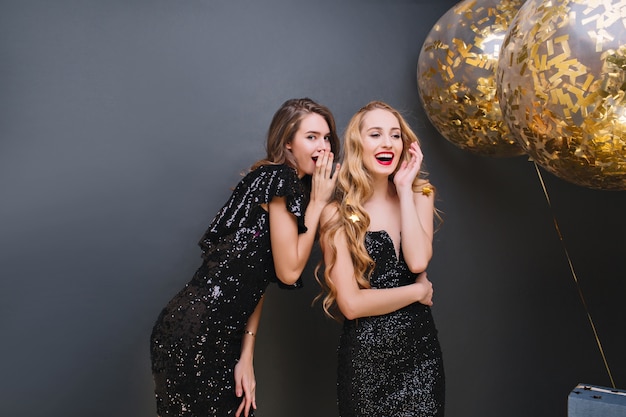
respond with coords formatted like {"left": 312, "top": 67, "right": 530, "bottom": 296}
{"left": 394, "top": 142, "right": 423, "bottom": 193}
{"left": 310, "top": 149, "right": 340, "bottom": 205}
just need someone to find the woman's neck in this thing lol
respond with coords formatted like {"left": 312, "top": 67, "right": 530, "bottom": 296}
{"left": 368, "top": 176, "right": 395, "bottom": 202}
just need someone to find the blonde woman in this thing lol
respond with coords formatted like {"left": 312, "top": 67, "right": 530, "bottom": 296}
{"left": 317, "top": 101, "right": 444, "bottom": 416}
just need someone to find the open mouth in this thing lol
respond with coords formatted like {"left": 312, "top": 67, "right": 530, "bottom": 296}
{"left": 375, "top": 152, "right": 394, "bottom": 165}
{"left": 312, "top": 156, "right": 319, "bottom": 162}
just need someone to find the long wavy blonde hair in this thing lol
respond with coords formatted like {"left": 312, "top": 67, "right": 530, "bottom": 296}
{"left": 315, "top": 101, "right": 436, "bottom": 319}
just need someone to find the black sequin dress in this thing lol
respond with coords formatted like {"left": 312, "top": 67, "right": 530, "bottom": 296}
{"left": 150, "top": 164, "right": 307, "bottom": 417}
{"left": 337, "top": 230, "right": 445, "bottom": 417}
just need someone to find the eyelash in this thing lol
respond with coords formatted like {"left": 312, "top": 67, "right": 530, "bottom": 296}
{"left": 370, "top": 132, "right": 401, "bottom": 139}
{"left": 307, "top": 135, "right": 331, "bottom": 141}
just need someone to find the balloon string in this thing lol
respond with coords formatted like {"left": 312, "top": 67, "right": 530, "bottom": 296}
{"left": 533, "top": 161, "right": 616, "bottom": 388}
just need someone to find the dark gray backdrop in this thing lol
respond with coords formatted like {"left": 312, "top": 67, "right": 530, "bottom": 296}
{"left": 1, "top": 1, "right": 625, "bottom": 417}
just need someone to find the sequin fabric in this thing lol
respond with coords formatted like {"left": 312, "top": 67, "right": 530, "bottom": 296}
{"left": 150, "top": 164, "right": 307, "bottom": 417}
{"left": 337, "top": 230, "right": 445, "bottom": 417}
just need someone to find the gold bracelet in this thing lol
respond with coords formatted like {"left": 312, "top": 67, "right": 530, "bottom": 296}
{"left": 243, "top": 330, "right": 256, "bottom": 337}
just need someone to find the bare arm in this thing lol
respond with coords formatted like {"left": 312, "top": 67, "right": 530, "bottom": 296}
{"left": 394, "top": 142, "right": 434, "bottom": 272}
{"left": 268, "top": 196, "right": 324, "bottom": 285}
{"left": 234, "top": 296, "right": 264, "bottom": 417}
{"left": 397, "top": 183, "right": 434, "bottom": 272}
{"left": 270, "top": 151, "right": 339, "bottom": 285}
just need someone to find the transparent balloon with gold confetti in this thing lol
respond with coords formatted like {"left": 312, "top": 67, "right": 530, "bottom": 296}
{"left": 497, "top": 0, "right": 626, "bottom": 190}
{"left": 417, "top": 0, "right": 526, "bottom": 157}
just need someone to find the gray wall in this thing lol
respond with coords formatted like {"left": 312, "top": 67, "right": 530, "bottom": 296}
{"left": 1, "top": 1, "right": 625, "bottom": 417}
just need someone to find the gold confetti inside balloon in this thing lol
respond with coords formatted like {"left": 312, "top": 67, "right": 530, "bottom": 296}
{"left": 497, "top": 0, "right": 626, "bottom": 190}
{"left": 417, "top": 0, "right": 526, "bottom": 157}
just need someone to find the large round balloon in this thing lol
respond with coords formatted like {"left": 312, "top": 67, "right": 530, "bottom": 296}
{"left": 417, "top": 0, "right": 526, "bottom": 157}
{"left": 497, "top": 0, "right": 626, "bottom": 190}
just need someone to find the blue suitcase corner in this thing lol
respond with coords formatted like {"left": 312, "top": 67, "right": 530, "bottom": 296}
{"left": 568, "top": 383, "right": 626, "bottom": 417}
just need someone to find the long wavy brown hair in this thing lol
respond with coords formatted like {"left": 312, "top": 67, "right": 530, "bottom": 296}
{"left": 251, "top": 97, "right": 340, "bottom": 171}
{"left": 315, "top": 101, "right": 437, "bottom": 320}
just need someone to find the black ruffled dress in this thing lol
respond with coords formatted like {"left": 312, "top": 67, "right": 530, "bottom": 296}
{"left": 150, "top": 164, "right": 307, "bottom": 416}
